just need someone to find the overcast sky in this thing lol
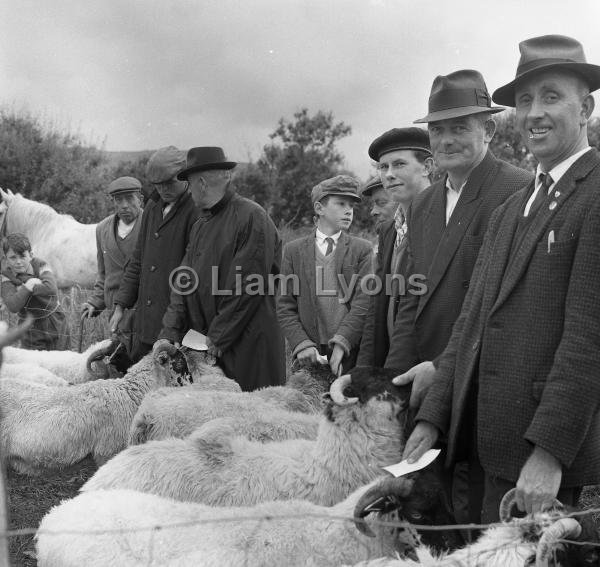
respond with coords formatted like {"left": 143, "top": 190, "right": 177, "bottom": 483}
{"left": 2, "top": 0, "right": 599, "bottom": 178}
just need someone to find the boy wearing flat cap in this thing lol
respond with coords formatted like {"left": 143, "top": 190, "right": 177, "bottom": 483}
{"left": 111, "top": 147, "right": 200, "bottom": 363}
{"left": 405, "top": 35, "right": 600, "bottom": 525}
{"left": 356, "top": 127, "right": 433, "bottom": 368}
{"left": 278, "top": 175, "right": 372, "bottom": 375}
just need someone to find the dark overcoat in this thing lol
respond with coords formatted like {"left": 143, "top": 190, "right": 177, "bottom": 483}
{"left": 114, "top": 190, "right": 199, "bottom": 344}
{"left": 418, "top": 149, "right": 600, "bottom": 487}
{"left": 385, "top": 151, "right": 533, "bottom": 372}
{"left": 87, "top": 213, "right": 142, "bottom": 313}
{"left": 159, "top": 191, "right": 285, "bottom": 391}
{"left": 277, "top": 231, "right": 372, "bottom": 358}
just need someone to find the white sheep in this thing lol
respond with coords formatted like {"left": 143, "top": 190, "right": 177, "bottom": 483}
{"left": 37, "top": 476, "right": 419, "bottom": 567}
{"left": 3, "top": 339, "right": 116, "bottom": 383}
{"left": 0, "top": 363, "right": 68, "bottom": 386}
{"left": 128, "top": 365, "right": 333, "bottom": 444}
{"left": 83, "top": 368, "right": 410, "bottom": 507}
{"left": 0, "top": 348, "right": 194, "bottom": 475}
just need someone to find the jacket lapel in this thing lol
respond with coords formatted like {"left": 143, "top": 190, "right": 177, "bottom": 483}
{"left": 380, "top": 221, "right": 396, "bottom": 274}
{"left": 334, "top": 232, "right": 350, "bottom": 276}
{"left": 491, "top": 150, "right": 599, "bottom": 314}
{"left": 103, "top": 215, "right": 130, "bottom": 268}
{"left": 417, "top": 152, "right": 497, "bottom": 318}
{"left": 300, "top": 233, "right": 317, "bottom": 311}
{"left": 158, "top": 191, "right": 191, "bottom": 229}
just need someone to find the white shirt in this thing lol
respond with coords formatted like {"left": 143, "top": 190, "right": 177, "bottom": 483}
{"left": 117, "top": 218, "right": 136, "bottom": 239}
{"left": 315, "top": 228, "right": 341, "bottom": 256}
{"left": 445, "top": 178, "right": 467, "bottom": 224}
{"left": 524, "top": 146, "right": 592, "bottom": 217}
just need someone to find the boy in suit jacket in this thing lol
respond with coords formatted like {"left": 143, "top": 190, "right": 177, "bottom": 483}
{"left": 404, "top": 35, "right": 600, "bottom": 523}
{"left": 277, "top": 175, "right": 372, "bottom": 376}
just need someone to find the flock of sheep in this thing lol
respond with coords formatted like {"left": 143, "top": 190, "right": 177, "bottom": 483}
{"left": 0, "top": 322, "right": 596, "bottom": 565}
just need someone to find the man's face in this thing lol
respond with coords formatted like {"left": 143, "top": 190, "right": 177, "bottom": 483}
{"left": 378, "top": 150, "right": 429, "bottom": 205}
{"left": 428, "top": 115, "right": 489, "bottom": 176}
{"left": 314, "top": 195, "right": 355, "bottom": 232}
{"left": 187, "top": 171, "right": 210, "bottom": 208}
{"left": 515, "top": 69, "right": 589, "bottom": 171}
{"left": 5, "top": 249, "right": 32, "bottom": 273}
{"left": 369, "top": 187, "right": 397, "bottom": 230}
{"left": 153, "top": 177, "right": 187, "bottom": 203}
{"left": 112, "top": 192, "right": 142, "bottom": 224}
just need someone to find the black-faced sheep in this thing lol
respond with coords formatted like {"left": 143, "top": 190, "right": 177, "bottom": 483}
{"left": 0, "top": 349, "right": 194, "bottom": 475}
{"left": 37, "top": 476, "right": 419, "bottom": 567}
{"left": 84, "top": 368, "right": 411, "bottom": 507}
{"left": 128, "top": 364, "right": 334, "bottom": 444}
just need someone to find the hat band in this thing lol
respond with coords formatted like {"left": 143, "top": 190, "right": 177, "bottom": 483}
{"left": 428, "top": 88, "right": 492, "bottom": 112}
{"left": 516, "top": 57, "right": 584, "bottom": 76}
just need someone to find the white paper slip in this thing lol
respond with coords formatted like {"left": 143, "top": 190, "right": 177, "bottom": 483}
{"left": 181, "top": 329, "right": 209, "bottom": 351}
{"left": 383, "top": 449, "right": 441, "bottom": 478}
{"left": 316, "top": 353, "right": 329, "bottom": 365}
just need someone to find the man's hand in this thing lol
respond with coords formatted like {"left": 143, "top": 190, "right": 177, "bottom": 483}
{"left": 329, "top": 343, "right": 345, "bottom": 376}
{"left": 296, "top": 346, "right": 319, "bottom": 366}
{"left": 205, "top": 336, "right": 222, "bottom": 359}
{"left": 515, "top": 446, "right": 562, "bottom": 515}
{"left": 109, "top": 305, "right": 124, "bottom": 334}
{"left": 393, "top": 361, "right": 437, "bottom": 409}
{"left": 80, "top": 302, "right": 97, "bottom": 319}
{"left": 402, "top": 421, "right": 439, "bottom": 464}
{"left": 23, "top": 278, "right": 42, "bottom": 292}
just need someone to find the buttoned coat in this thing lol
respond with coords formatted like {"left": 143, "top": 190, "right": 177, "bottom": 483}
{"left": 417, "top": 149, "right": 600, "bottom": 487}
{"left": 385, "top": 151, "right": 532, "bottom": 372}
{"left": 159, "top": 192, "right": 285, "bottom": 392}
{"left": 87, "top": 213, "right": 142, "bottom": 313}
{"left": 277, "top": 231, "right": 373, "bottom": 358}
{"left": 114, "top": 190, "right": 199, "bottom": 345}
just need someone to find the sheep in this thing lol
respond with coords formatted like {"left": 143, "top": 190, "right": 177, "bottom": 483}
{"left": 0, "top": 363, "right": 68, "bottom": 386}
{"left": 128, "top": 364, "right": 334, "bottom": 444}
{"left": 83, "top": 368, "right": 411, "bottom": 508}
{"left": 3, "top": 338, "right": 117, "bottom": 383}
{"left": 37, "top": 476, "right": 420, "bottom": 567}
{"left": 0, "top": 348, "right": 194, "bottom": 475}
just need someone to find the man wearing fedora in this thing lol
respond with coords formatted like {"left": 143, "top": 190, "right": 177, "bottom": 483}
{"left": 156, "top": 147, "right": 285, "bottom": 391}
{"left": 110, "top": 146, "right": 200, "bottom": 363}
{"left": 403, "top": 35, "right": 600, "bottom": 523}
{"left": 356, "top": 128, "right": 433, "bottom": 368}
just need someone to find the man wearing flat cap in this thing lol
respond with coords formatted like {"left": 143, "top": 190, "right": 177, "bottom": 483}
{"left": 111, "top": 146, "right": 200, "bottom": 363}
{"left": 404, "top": 35, "right": 600, "bottom": 524}
{"left": 157, "top": 147, "right": 285, "bottom": 391}
{"left": 361, "top": 176, "right": 398, "bottom": 234}
{"left": 356, "top": 127, "right": 433, "bottom": 368}
{"left": 277, "top": 175, "right": 372, "bottom": 375}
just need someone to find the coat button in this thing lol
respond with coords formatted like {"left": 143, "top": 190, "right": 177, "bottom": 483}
{"left": 150, "top": 265, "right": 156, "bottom": 272}
{"left": 472, "top": 340, "right": 480, "bottom": 351}
{"left": 154, "top": 232, "right": 159, "bottom": 238}
{"left": 462, "top": 280, "right": 469, "bottom": 289}
{"left": 146, "top": 299, "right": 152, "bottom": 306}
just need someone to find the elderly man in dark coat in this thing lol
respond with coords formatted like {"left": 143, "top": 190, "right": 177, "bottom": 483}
{"left": 110, "top": 147, "right": 200, "bottom": 362}
{"left": 404, "top": 35, "right": 600, "bottom": 523}
{"left": 156, "top": 147, "right": 285, "bottom": 391}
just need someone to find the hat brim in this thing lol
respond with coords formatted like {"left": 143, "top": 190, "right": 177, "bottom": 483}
{"left": 177, "top": 161, "right": 237, "bottom": 181}
{"left": 492, "top": 62, "right": 600, "bottom": 107}
{"left": 414, "top": 105, "right": 504, "bottom": 124}
{"left": 108, "top": 188, "right": 142, "bottom": 196}
{"left": 314, "top": 191, "right": 362, "bottom": 204}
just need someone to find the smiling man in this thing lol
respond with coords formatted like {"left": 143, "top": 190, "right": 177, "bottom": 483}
{"left": 403, "top": 36, "right": 600, "bottom": 524}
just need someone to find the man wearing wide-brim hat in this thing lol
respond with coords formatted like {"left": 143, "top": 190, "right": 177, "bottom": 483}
{"left": 156, "top": 147, "right": 285, "bottom": 391}
{"left": 405, "top": 35, "right": 600, "bottom": 524}
{"left": 111, "top": 147, "right": 201, "bottom": 363}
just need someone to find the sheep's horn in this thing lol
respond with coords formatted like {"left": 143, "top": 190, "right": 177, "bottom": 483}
{"left": 329, "top": 374, "right": 358, "bottom": 406}
{"left": 0, "top": 316, "right": 33, "bottom": 349}
{"left": 86, "top": 338, "right": 119, "bottom": 378}
{"left": 353, "top": 476, "right": 414, "bottom": 537}
{"left": 499, "top": 488, "right": 563, "bottom": 523}
{"left": 535, "top": 517, "right": 582, "bottom": 566}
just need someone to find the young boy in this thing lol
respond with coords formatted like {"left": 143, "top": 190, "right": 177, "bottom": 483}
{"left": 1, "top": 233, "right": 65, "bottom": 349}
{"left": 277, "top": 175, "right": 373, "bottom": 375}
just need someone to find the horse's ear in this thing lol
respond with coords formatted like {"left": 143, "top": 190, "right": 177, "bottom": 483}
{"left": 0, "top": 187, "right": 7, "bottom": 200}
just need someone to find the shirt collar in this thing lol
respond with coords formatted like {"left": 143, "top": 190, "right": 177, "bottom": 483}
{"left": 315, "top": 228, "right": 342, "bottom": 244}
{"left": 536, "top": 146, "right": 592, "bottom": 189}
{"left": 445, "top": 176, "right": 468, "bottom": 194}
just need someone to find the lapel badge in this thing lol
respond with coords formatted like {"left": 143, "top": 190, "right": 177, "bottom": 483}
{"left": 549, "top": 201, "right": 558, "bottom": 210}
{"left": 554, "top": 190, "right": 561, "bottom": 198}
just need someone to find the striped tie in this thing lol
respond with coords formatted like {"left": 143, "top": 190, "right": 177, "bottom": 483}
{"left": 528, "top": 172, "right": 554, "bottom": 217}
{"left": 324, "top": 237, "right": 334, "bottom": 256}
{"left": 394, "top": 207, "right": 406, "bottom": 249}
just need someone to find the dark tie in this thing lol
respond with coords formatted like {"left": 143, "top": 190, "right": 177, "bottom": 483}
{"left": 528, "top": 172, "right": 554, "bottom": 217}
{"left": 324, "top": 237, "right": 334, "bottom": 256}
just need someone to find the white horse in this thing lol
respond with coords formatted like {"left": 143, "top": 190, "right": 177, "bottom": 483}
{"left": 0, "top": 188, "right": 97, "bottom": 288}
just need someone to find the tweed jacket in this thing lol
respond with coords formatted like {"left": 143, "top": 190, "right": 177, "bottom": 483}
{"left": 384, "top": 151, "right": 533, "bottom": 372}
{"left": 114, "top": 190, "right": 200, "bottom": 345}
{"left": 417, "top": 149, "right": 600, "bottom": 487}
{"left": 87, "top": 213, "right": 142, "bottom": 313}
{"left": 277, "top": 231, "right": 373, "bottom": 358}
{"left": 160, "top": 192, "right": 285, "bottom": 392}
